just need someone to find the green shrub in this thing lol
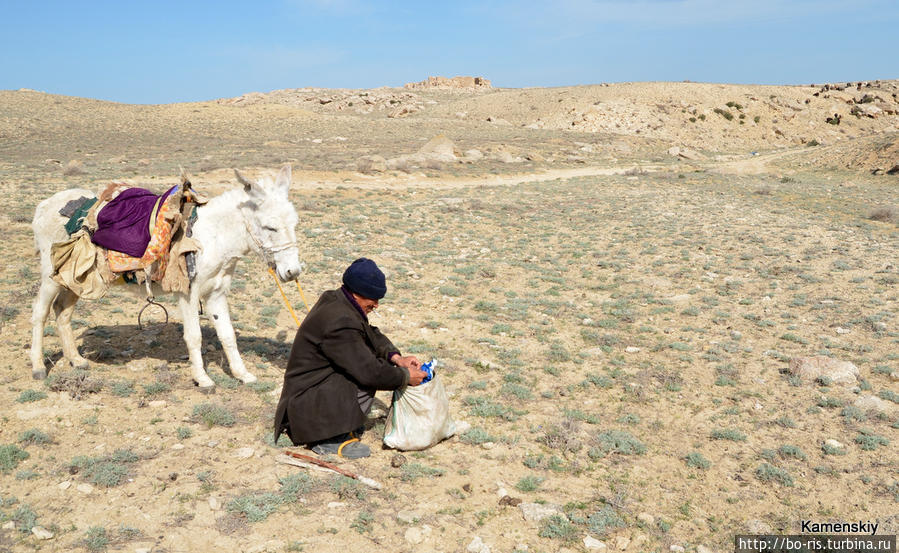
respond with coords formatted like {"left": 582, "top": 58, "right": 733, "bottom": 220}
{"left": 778, "top": 445, "right": 806, "bottom": 461}
{"left": 400, "top": 463, "right": 445, "bottom": 482}
{"left": 142, "top": 381, "right": 171, "bottom": 396}
{"left": 110, "top": 380, "right": 134, "bottom": 397}
{"left": 67, "top": 449, "right": 138, "bottom": 487}
{"left": 460, "top": 427, "right": 494, "bottom": 445}
{"left": 15, "top": 390, "right": 47, "bottom": 403}
{"left": 82, "top": 526, "right": 109, "bottom": 553}
{"left": 589, "top": 430, "right": 646, "bottom": 459}
{"left": 0, "top": 444, "right": 29, "bottom": 473}
{"left": 463, "top": 396, "right": 520, "bottom": 421}
{"left": 855, "top": 430, "right": 889, "bottom": 451}
{"left": 878, "top": 389, "right": 899, "bottom": 404}
{"left": 330, "top": 476, "right": 367, "bottom": 501}
{"left": 227, "top": 492, "right": 283, "bottom": 522}
{"left": 755, "top": 463, "right": 794, "bottom": 486}
{"left": 587, "top": 506, "right": 626, "bottom": 535}
{"left": 538, "top": 514, "right": 578, "bottom": 541}
{"left": 684, "top": 452, "right": 711, "bottom": 469}
{"left": 193, "top": 403, "right": 236, "bottom": 427}
{"left": 710, "top": 428, "right": 747, "bottom": 441}
{"left": 514, "top": 475, "right": 544, "bottom": 492}
{"left": 2, "top": 503, "right": 38, "bottom": 534}
{"left": 279, "top": 473, "right": 314, "bottom": 502}
{"left": 714, "top": 108, "right": 734, "bottom": 121}
{"left": 18, "top": 429, "right": 51, "bottom": 446}
{"left": 351, "top": 510, "right": 374, "bottom": 534}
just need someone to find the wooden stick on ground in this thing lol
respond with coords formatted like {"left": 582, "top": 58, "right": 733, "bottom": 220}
{"left": 277, "top": 450, "right": 382, "bottom": 490}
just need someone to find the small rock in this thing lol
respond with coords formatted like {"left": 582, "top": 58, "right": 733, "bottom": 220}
{"left": 890, "top": 372, "right": 899, "bottom": 383}
{"left": 391, "top": 454, "right": 407, "bottom": 468}
{"left": 206, "top": 441, "right": 219, "bottom": 448}
{"left": 233, "top": 447, "right": 255, "bottom": 459}
{"left": 481, "top": 441, "right": 496, "bottom": 450}
{"left": 697, "top": 545, "right": 715, "bottom": 553}
{"left": 405, "top": 527, "right": 425, "bottom": 545}
{"left": 467, "top": 536, "right": 491, "bottom": 553}
{"left": 670, "top": 546, "right": 685, "bottom": 553}
{"left": 148, "top": 400, "right": 167, "bottom": 408}
{"left": 615, "top": 536, "right": 631, "bottom": 550}
{"left": 76, "top": 483, "right": 94, "bottom": 494}
{"left": 171, "top": 443, "right": 185, "bottom": 450}
{"left": 32, "top": 526, "right": 54, "bottom": 540}
{"left": 496, "top": 487, "right": 509, "bottom": 497}
{"left": 397, "top": 510, "right": 421, "bottom": 524}
{"left": 584, "top": 536, "right": 608, "bottom": 550}
{"left": 746, "top": 519, "right": 773, "bottom": 534}
{"left": 209, "top": 496, "right": 220, "bottom": 510}
{"left": 499, "top": 495, "right": 522, "bottom": 507}
{"left": 790, "top": 356, "right": 859, "bottom": 385}
{"left": 519, "top": 502, "right": 565, "bottom": 522}
{"left": 637, "top": 513, "right": 655, "bottom": 526}
{"left": 625, "top": 346, "right": 640, "bottom": 353}
{"left": 58, "top": 481, "right": 72, "bottom": 490}
{"left": 327, "top": 502, "right": 347, "bottom": 509}
{"left": 824, "top": 439, "right": 845, "bottom": 450}
{"left": 2, "top": 521, "right": 15, "bottom": 530}
{"left": 835, "top": 327, "right": 851, "bottom": 335}
{"left": 854, "top": 395, "right": 896, "bottom": 415}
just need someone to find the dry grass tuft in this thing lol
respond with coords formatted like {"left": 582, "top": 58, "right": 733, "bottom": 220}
{"left": 63, "top": 159, "right": 87, "bottom": 176}
{"left": 867, "top": 205, "right": 898, "bottom": 223}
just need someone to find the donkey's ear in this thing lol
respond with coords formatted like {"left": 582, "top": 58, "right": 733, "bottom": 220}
{"left": 234, "top": 169, "right": 254, "bottom": 191}
{"left": 275, "top": 164, "right": 292, "bottom": 192}
{"left": 179, "top": 166, "right": 192, "bottom": 186}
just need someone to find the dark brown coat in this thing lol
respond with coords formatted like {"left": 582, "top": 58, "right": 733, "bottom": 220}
{"left": 273, "top": 288, "right": 408, "bottom": 445}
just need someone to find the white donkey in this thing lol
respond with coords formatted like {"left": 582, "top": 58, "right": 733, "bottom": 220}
{"left": 30, "top": 165, "right": 303, "bottom": 391}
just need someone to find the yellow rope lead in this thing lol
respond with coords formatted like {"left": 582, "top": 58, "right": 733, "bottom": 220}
{"left": 269, "top": 267, "right": 309, "bottom": 327}
{"left": 296, "top": 279, "right": 310, "bottom": 312}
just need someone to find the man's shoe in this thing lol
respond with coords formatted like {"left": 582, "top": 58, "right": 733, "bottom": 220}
{"left": 311, "top": 434, "right": 371, "bottom": 459}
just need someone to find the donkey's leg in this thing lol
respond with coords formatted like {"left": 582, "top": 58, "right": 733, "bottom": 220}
{"left": 30, "top": 278, "right": 60, "bottom": 379}
{"left": 178, "top": 293, "right": 215, "bottom": 390}
{"left": 53, "top": 289, "right": 88, "bottom": 369}
{"left": 205, "top": 291, "right": 256, "bottom": 384}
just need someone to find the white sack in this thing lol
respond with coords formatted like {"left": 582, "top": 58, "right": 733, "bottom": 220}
{"left": 383, "top": 375, "right": 455, "bottom": 451}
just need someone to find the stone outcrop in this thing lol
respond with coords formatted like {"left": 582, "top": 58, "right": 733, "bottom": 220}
{"left": 789, "top": 356, "right": 859, "bottom": 385}
{"left": 404, "top": 76, "right": 491, "bottom": 90}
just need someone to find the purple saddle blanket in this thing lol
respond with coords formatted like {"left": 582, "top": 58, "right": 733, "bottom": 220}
{"left": 91, "top": 187, "right": 175, "bottom": 258}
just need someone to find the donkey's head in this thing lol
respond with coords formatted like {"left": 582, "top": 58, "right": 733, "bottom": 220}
{"left": 234, "top": 165, "right": 303, "bottom": 282}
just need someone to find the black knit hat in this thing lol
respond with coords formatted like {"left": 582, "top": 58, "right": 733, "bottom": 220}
{"left": 342, "top": 258, "right": 387, "bottom": 300}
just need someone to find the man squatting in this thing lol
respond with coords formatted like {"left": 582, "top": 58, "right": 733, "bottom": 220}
{"left": 274, "top": 258, "right": 427, "bottom": 459}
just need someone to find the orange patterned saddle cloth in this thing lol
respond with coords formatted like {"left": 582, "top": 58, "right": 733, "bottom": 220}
{"left": 104, "top": 185, "right": 178, "bottom": 281}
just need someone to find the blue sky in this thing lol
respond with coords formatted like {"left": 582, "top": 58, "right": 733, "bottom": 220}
{"left": 1, "top": 0, "right": 897, "bottom": 104}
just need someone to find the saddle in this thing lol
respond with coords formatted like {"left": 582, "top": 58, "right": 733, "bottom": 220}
{"left": 51, "top": 176, "right": 207, "bottom": 300}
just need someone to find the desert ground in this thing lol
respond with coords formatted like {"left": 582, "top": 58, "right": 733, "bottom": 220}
{"left": 1, "top": 78, "right": 898, "bottom": 553}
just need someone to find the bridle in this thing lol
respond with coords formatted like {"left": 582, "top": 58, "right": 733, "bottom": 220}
{"left": 242, "top": 215, "right": 298, "bottom": 269}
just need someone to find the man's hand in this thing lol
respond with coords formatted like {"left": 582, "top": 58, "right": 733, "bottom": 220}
{"left": 390, "top": 354, "right": 421, "bottom": 370}
{"left": 406, "top": 365, "right": 428, "bottom": 387}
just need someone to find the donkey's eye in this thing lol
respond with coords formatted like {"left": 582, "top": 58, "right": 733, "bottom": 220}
{"left": 262, "top": 226, "right": 277, "bottom": 232}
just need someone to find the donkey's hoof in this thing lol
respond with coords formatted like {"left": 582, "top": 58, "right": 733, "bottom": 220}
{"left": 238, "top": 373, "right": 258, "bottom": 385}
{"left": 196, "top": 383, "right": 216, "bottom": 395}
{"left": 32, "top": 369, "right": 47, "bottom": 380}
